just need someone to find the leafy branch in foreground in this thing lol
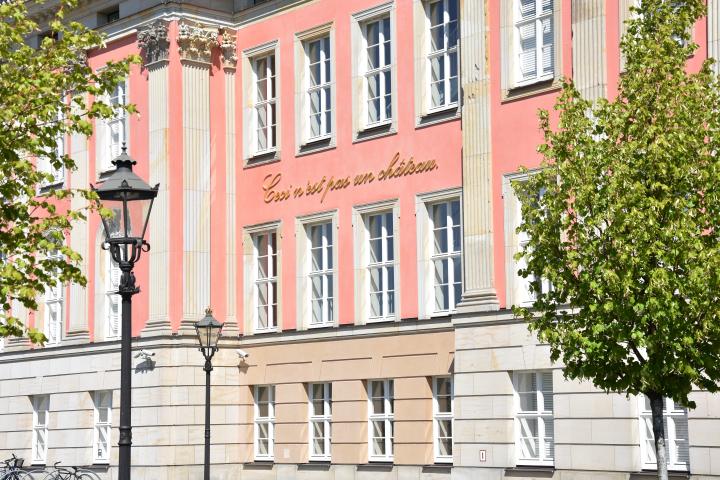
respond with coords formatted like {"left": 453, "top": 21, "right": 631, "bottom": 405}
{"left": 513, "top": 1, "right": 720, "bottom": 478}
{"left": 0, "top": 0, "right": 140, "bottom": 343}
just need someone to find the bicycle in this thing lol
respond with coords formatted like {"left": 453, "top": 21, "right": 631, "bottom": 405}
{"left": 0, "top": 454, "right": 33, "bottom": 480}
{"left": 40, "top": 463, "right": 99, "bottom": 480}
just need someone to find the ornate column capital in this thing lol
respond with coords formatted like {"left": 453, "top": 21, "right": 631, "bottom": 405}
{"left": 177, "top": 22, "right": 218, "bottom": 64}
{"left": 137, "top": 20, "right": 170, "bottom": 66}
{"left": 218, "top": 29, "right": 238, "bottom": 69}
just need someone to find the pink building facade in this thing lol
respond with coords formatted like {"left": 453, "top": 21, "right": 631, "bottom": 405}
{"left": 0, "top": 1, "right": 719, "bottom": 479}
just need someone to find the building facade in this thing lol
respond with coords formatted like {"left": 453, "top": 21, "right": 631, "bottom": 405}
{"left": 0, "top": 1, "right": 719, "bottom": 479}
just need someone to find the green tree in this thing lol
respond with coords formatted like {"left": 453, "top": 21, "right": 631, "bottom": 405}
{"left": 0, "top": 0, "right": 139, "bottom": 343}
{"left": 512, "top": 1, "right": 720, "bottom": 479}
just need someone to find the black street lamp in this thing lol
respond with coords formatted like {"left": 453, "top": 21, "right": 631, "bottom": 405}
{"left": 93, "top": 146, "right": 158, "bottom": 480}
{"left": 194, "top": 308, "right": 224, "bottom": 480}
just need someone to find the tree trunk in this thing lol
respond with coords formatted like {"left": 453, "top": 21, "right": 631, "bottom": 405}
{"left": 648, "top": 391, "right": 669, "bottom": 480}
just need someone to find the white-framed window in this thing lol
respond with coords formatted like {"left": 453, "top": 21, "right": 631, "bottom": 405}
{"left": 368, "top": 379, "right": 394, "bottom": 462}
{"left": 361, "top": 15, "right": 392, "bottom": 127}
{"left": 503, "top": 173, "right": 550, "bottom": 307}
{"left": 426, "top": 0, "right": 459, "bottom": 111}
{"left": 105, "top": 253, "right": 121, "bottom": 340}
{"left": 307, "top": 222, "right": 334, "bottom": 327}
{"left": 31, "top": 395, "right": 50, "bottom": 464}
{"left": 430, "top": 199, "right": 462, "bottom": 313}
{"left": 433, "top": 377, "right": 453, "bottom": 463}
{"left": 92, "top": 391, "right": 112, "bottom": 463}
{"left": 305, "top": 34, "right": 332, "bottom": 141}
{"left": 254, "top": 385, "right": 275, "bottom": 461}
{"left": 251, "top": 53, "right": 277, "bottom": 155}
{"left": 513, "top": 0, "right": 555, "bottom": 86}
{"left": 639, "top": 396, "right": 690, "bottom": 471}
{"left": 44, "top": 249, "right": 64, "bottom": 346}
{"left": 308, "top": 383, "right": 332, "bottom": 461}
{"left": 366, "top": 212, "right": 396, "bottom": 322}
{"left": 513, "top": 371, "right": 554, "bottom": 466}
{"left": 96, "top": 79, "right": 130, "bottom": 173}
{"left": 37, "top": 109, "right": 65, "bottom": 189}
{"left": 252, "top": 231, "right": 278, "bottom": 332}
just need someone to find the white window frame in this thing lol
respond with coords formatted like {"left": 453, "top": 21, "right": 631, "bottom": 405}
{"left": 361, "top": 14, "right": 393, "bottom": 128}
{"left": 38, "top": 108, "right": 65, "bottom": 189}
{"left": 105, "top": 253, "right": 121, "bottom": 340}
{"left": 295, "top": 24, "right": 335, "bottom": 150}
{"left": 99, "top": 78, "right": 129, "bottom": 173}
{"left": 365, "top": 211, "right": 396, "bottom": 322}
{"left": 92, "top": 391, "right": 112, "bottom": 464}
{"left": 429, "top": 198, "right": 462, "bottom": 314}
{"left": 639, "top": 396, "right": 690, "bottom": 472}
{"left": 304, "top": 34, "right": 332, "bottom": 142}
{"left": 353, "top": 201, "right": 400, "bottom": 324}
{"left": 425, "top": 0, "right": 459, "bottom": 112}
{"left": 513, "top": 371, "right": 554, "bottom": 466}
{"left": 31, "top": 395, "right": 50, "bottom": 465}
{"left": 512, "top": 0, "right": 555, "bottom": 87}
{"left": 368, "top": 379, "right": 394, "bottom": 462}
{"left": 242, "top": 41, "right": 280, "bottom": 163}
{"left": 306, "top": 220, "right": 335, "bottom": 328}
{"left": 433, "top": 376, "right": 453, "bottom": 463}
{"left": 251, "top": 53, "right": 277, "bottom": 156}
{"left": 252, "top": 230, "right": 279, "bottom": 333}
{"left": 503, "top": 172, "right": 551, "bottom": 308}
{"left": 44, "top": 249, "right": 64, "bottom": 346}
{"left": 254, "top": 385, "right": 275, "bottom": 461}
{"left": 416, "top": 188, "right": 461, "bottom": 319}
{"left": 308, "top": 383, "right": 332, "bottom": 461}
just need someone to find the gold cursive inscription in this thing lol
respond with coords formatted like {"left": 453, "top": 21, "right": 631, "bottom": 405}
{"left": 261, "top": 153, "right": 439, "bottom": 204}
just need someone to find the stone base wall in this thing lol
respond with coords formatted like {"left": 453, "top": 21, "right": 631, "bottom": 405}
{"left": 452, "top": 310, "right": 720, "bottom": 479}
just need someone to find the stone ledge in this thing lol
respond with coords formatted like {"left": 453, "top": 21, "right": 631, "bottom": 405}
{"left": 629, "top": 472, "right": 689, "bottom": 480}
{"left": 504, "top": 465, "right": 555, "bottom": 477}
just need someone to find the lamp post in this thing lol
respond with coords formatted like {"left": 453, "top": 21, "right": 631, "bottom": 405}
{"left": 194, "top": 308, "right": 224, "bottom": 480}
{"left": 93, "top": 146, "right": 158, "bottom": 480}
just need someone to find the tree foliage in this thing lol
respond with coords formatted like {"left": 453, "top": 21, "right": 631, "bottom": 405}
{"left": 513, "top": 1, "right": 719, "bottom": 475}
{"left": 0, "top": 0, "right": 139, "bottom": 343}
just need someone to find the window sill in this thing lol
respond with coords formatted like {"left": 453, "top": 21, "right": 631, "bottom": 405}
{"left": 365, "top": 317, "right": 397, "bottom": 325}
{"left": 416, "top": 106, "right": 460, "bottom": 129}
{"left": 301, "top": 460, "right": 331, "bottom": 470}
{"left": 245, "top": 461, "right": 274, "bottom": 469}
{"left": 245, "top": 150, "right": 280, "bottom": 168}
{"left": 354, "top": 122, "right": 396, "bottom": 144}
{"left": 308, "top": 323, "right": 335, "bottom": 330}
{"left": 505, "top": 465, "right": 555, "bottom": 477}
{"left": 630, "top": 471, "right": 689, "bottom": 480}
{"left": 502, "top": 78, "right": 561, "bottom": 103}
{"left": 297, "top": 137, "right": 335, "bottom": 157}
{"left": 38, "top": 181, "right": 65, "bottom": 194}
{"left": 359, "top": 462, "right": 393, "bottom": 471}
{"left": 423, "top": 464, "right": 451, "bottom": 473}
{"left": 253, "top": 328, "right": 279, "bottom": 335}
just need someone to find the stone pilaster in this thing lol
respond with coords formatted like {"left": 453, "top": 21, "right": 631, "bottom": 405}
{"left": 66, "top": 114, "right": 90, "bottom": 343}
{"left": 177, "top": 22, "right": 216, "bottom": 333}
{"left": 710, "top": 0, "right": 720, "bottom": 75}
{"left": 572, "top": 0, "right": 607, "bottom": 101}
{"left": 457, "top": 0, "right": 499, "bottom": 313}
{"left": 221, "top": 30, "right": 239, "bottom": 336}
{"left": 139, "top": 20, "right": 173, "bottom": 335}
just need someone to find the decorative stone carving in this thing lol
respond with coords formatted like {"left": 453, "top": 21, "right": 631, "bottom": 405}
{"left": 218, "top": 29, "right": 238, "bottom": 68}
{"left": 137, "top": 20, "right": 170, "bottom": 65}
{"left": 177, "top": 23, "right": 217, "bottom": 64}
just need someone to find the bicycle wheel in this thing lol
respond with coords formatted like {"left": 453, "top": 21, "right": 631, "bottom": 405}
{"left": 76, "top": 472, "right": 100, "bottom": 480}
{"left": 1, "top": 471, "right": 34, "bottom": 480}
